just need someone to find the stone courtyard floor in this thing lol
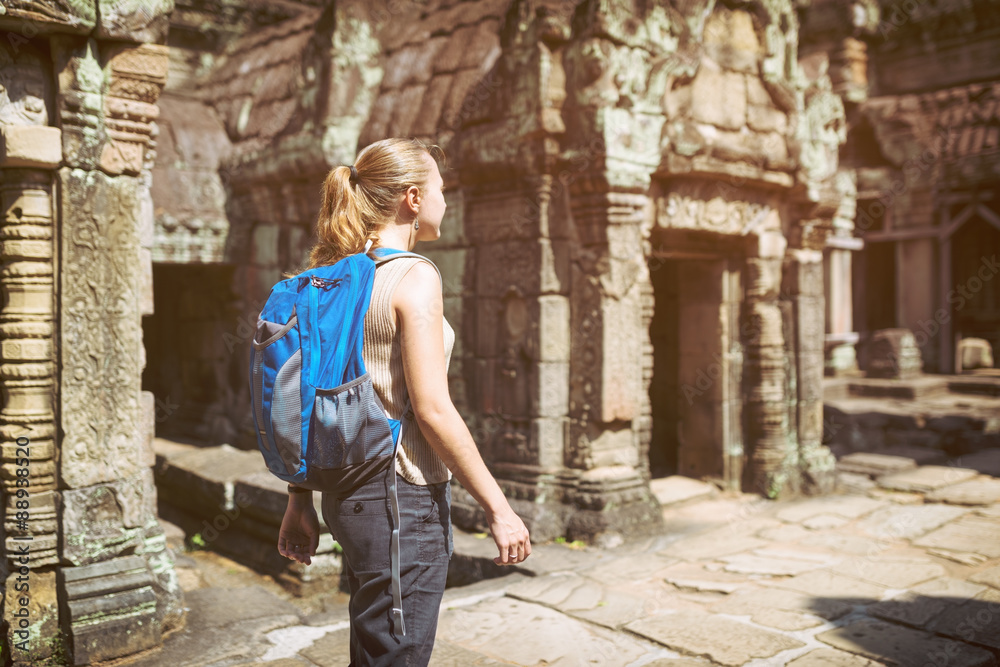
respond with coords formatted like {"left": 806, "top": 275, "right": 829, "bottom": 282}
{"left": 113, "top": 451, "right": 1000, "bottom": 667}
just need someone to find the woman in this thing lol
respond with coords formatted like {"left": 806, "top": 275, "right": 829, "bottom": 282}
{"left": 274, "top": 137, "right": 531, "bottom": 666}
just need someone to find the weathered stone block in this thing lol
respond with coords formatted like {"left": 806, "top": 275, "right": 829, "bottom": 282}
{"left": 61, "top": 469, "right": 156, "bottom": 566}
{"left": 958, "top": 337, "right": 994, "bottom": 371}
{"left": 535, "top": 295, "right": 570, "bottom": 363}
{"left": 0, "top": 125, "right": 62, "bottom": 168}
{"left": 530, "top": 417, "right": 567, "bottom": 470}
{"left": 61, "top": 555, "right": 160, "bottom": 665}
{"left": 690, "top": 68, "right": 746, "bottom": 131}
{"left": 3, "top": 568, "right": 59, "bottom": 665}
{"left": 865, "top": 328, "right": 923, "bottom": 379}
{"left": 531, "top": 361, "right": 569, "bottom": 418}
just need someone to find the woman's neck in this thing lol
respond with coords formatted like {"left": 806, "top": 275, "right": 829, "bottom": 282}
{"left": 374, "top": 220, "right": 417, "bottom": 252}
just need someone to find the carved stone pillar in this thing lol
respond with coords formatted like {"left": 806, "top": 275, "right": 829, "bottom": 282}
{"left": 0, "top": 37, "right": 63, "bottom": 664}
{"left": 785, "top": 247, "right": 837, "bottom": 495}
{"left": 566, "top": 190, "right": 662, "bottom": 541}
{"left": 745, "top": 232, "right": 797, "bottom": 498}
{"left": 54, "top": 38, "right": 182, "bottom": 665}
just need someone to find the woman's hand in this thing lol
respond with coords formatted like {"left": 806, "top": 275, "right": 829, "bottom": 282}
{"left": 488, "top": 504, "right": 531, "bottom": 566}
{"left": 278, "top": 493, "right": 320, "bottom": 565}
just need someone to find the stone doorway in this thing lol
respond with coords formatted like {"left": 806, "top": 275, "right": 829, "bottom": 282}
{"left": 142, "top": 263, "right": 244, "bottom": 445}
{"left": 646, "top": 247, "right": 744, "bottom": 490}
{"left": 951, "top": 212, "right": 1000, "bottom": 362}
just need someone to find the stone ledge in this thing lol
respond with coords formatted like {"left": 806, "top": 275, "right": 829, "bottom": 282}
{"left": 0, "top": 125, "right": 62, "bottom": 169}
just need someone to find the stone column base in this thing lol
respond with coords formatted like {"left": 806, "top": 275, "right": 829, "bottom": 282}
{"left": 450, "top": 467, "right": 663, "bottom": 546}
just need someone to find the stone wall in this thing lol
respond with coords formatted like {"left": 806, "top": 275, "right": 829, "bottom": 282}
{"left": 142, "top": 0, "right": 861, "bottom": 549}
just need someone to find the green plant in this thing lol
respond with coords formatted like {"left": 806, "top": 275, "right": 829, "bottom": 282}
{"left": 37, "top": 632, "right": 70, "bottom": 666}
{"left": 331, "top": 541, "right": 343, "bottom": 555}
{"left": 189, "top": 532, "right": 207, "bottom": 550}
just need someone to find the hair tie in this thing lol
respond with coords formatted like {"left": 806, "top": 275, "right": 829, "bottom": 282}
{"left": 348, "top": 165, "right": 358, "bottom": 184}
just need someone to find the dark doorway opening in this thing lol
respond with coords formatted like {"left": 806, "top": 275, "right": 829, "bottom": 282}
{"left": 142, "top": 263, "right": 243, "bottom": 445}
{"left": 648, "top": 258, "right": 680, "bottom": 478}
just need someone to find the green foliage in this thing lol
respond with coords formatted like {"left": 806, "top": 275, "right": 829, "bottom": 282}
{"left": 189, "top": 532, "right": 208, "bottom": 550}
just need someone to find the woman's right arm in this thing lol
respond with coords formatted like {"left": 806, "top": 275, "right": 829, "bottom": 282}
{"left": 392, "top": 261, "right": 531, "bottom": 565}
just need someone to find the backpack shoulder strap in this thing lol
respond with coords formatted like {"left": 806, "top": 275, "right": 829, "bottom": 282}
{"left": 372, "top": 250, "right": 442, "bottom": 287}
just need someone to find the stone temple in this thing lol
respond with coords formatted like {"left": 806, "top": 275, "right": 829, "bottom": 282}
{"left": 0, "top": 0, "right": 997, "bottom": 662}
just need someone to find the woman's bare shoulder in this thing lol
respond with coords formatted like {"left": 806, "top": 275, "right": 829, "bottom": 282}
{"left": 392, "top": 260, "right": 441, "bottom": 310}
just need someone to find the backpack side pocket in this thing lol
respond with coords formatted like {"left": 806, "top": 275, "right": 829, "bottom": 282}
{"left": 310, "top": 374, "right": 395, "bottom": 471}
{"left": 251, "top": 313, "right": 306, "bottom": 479}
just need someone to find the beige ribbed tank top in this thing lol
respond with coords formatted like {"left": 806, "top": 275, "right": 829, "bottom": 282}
{"left": 364, "top": 256, "right": 454, "bottom": 485}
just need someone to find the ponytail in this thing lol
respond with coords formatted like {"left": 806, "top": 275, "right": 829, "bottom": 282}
{"left": 304, "top": 138, "right": 443, "bottom": 270}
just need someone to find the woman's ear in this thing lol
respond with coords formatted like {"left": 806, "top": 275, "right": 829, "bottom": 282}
{"left": 405, "top": 185, "right": 421, "bottom": 212}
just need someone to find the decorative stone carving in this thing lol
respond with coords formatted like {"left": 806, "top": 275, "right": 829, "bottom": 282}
{"left": 54, "top": 38, "right": 106, "bottom": 170}
{"left": 0, "top": 0, "right": 96, "bottom": 32}
{"left": 101, "top": 43, "right": 168, "bottom": 176}
{"left": 96, "top": 0, "right": 173, "bottom": 43}
{"left": 59, "top": 168, "right": 146, "bottom": 488}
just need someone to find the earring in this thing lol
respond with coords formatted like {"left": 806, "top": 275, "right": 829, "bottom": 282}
{"left": 414, "top": 219, "right": 420, "bottom": 231}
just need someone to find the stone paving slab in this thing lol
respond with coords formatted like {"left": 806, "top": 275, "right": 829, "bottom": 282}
{"left": 758, "top": 523, "right": 814, "bottom": 543}
{"left": 785, "top": 647, "right": 886, "bottom": 666}
{"left": 660, "top": 531, "right": 771, "bottom": 561}
{"left": 775, "top": 496, "right": 886, "bottom": 524}
{"left": 829, "top": 557, "right": 946, "bottom": 589}
{"left": 661, "top": 562, "right": 754, "bottom": 594}
{"left": 625, "top": 610, "right": 805, "bottom": 666}
{"left": 978, "top": 503, "right": 1000, "bottom": 518}
{"left": 769, "top": 569, "right": 890, "bottom": 602}
{"left": 577, "top": 551, "right": 677, "bottom": 585}
{"left": 297, "top": 627, "right": 351, "bottom": 666}
{"left": 804, "top": 514, "right": 854, "bottom": 530}
{"left": 816, "top": 619, "right": 996, "bottom": 667}
{"left": 802, "top": 532, "right": 894, "bottom": 556}
{"left": 708, "top": 586, "right": 853, "bottom": 621}
{"left": 854, "top": 503, "right": 970, "bottom": 540}
{"left": 927, "top": 587, "right": 1000, "bottom": 651}
{"left": 969, "top": 564, "right": 1000, "bottom": 589}
{"left": 836, "top": 452, "right": 918, "bottom": 477}
{"left": 866, "top": 487, "right": 925, "bottom": 505}
{"left": 650, "top": 475, "right": 718, "bottom": 507}
{"left": 914, "top": 514, "right": 1000, "bottom": 557}
{"left": 505, "top": 571, "right": 680, "bottom": 629}
{"left": 745, "top": 607, "right": 825, "bottom": 631}
{"left": 719, "top": 547, "right": 840, "bottom": 576}
{"left": 837, "top": 471, "right": 878, "bottom": 494}
{"left": 869, "top": 577, "right": 988, "bottom": 628}
{"left": 877, "top": 465, "right": 979, "bottom": 493}
{"left": 925, "top": 477, "right": 1000, "bottom": 505}
{"left": 435, "top": 595, "right": 662, "bottom": 666}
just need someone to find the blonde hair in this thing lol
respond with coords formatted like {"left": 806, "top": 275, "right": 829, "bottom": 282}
{"left": 305, "top": 138, "right": 444, "bottom": 269}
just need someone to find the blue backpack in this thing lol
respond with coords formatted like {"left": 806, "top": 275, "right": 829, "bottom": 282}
{"left": 249, "top": 242, "right": 440, "bottom": 636}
